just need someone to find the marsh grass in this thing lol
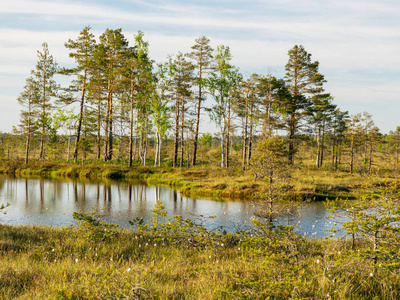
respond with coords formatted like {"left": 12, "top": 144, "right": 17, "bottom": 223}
{"left": 1, "top": 205, "right": 400, "bottom": 299}
{"left": 1, "top": 155, "right": 396, "bottom": 202}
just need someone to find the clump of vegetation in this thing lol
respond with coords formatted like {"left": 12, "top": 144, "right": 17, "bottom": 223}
{"left": 72, "top": 210, "right": 120, "bottom": 242}
{"left": 0, "top": 197, "right": 400, "bottom": 299}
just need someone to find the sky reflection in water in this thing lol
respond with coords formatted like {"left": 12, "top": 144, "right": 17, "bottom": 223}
{"left": 0, "top": 176, "right": 346, "bottom": 238}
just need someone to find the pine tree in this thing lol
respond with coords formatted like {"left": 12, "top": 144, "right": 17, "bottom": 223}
{"left": 330, "top": 109, "right": 349, "bottom": 171}
{"left": 124, "top": 31, "right": 154, "bottom": 167}
{"left": 234, "top": 74, "right": 258, "bottom": 171}
{"left": 283, "top": 45, "right": 326, "bottom": 165}
{"left": 308, "top": 94, "right": 336, "bottom": 168}
{"left": 345, "top": 113, "right": 363, "bottom": 174}
{"left": 360, "top": 112, "right": 380, "bottom": 174}
{"left": 187, "top": 36, "right": 214, "bottom": 166}
{"left": 15, "top": 77, "right": 39, "bottom": 163}
{"left": 170, "top": 53, "right": 194, "bottom": 168}
{"left": 32, "top": 42, "right": 59, "bottom": 160}
{"left": 257, "top": 75, "right": 288, "bottom": 137}
{"left": 94, "top": 29, "right": 129, "bottom": 161}
{"left": 62, "top": 25, "right": 96, "bottom": 162}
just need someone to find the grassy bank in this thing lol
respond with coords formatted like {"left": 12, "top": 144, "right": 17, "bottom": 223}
{"left": 1, "top": 207, "right": 399, "bottom": 299}
{"left": 0, "top": 159, "right": 380, "bottom": 201}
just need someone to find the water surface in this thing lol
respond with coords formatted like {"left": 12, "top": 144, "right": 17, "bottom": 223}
{"left": 0, "top": 175, "right": 343, "bottom": 237}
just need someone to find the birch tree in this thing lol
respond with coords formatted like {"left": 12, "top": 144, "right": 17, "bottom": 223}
{"left": 206, "top": 45, "right": 242, "bottom": 168}
{"left": 152, "top": 62, "right": 173, "bottom": 166}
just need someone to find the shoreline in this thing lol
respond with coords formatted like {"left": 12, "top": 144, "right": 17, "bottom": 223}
{"left": 0, "top": 160, "right": 359, "bottom": 201}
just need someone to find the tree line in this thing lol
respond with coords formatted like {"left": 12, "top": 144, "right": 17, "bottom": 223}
{"left": 9, "top": 26, "right": 399, "bottom": 173}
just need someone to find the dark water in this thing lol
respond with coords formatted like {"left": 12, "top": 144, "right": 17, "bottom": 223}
{"left": 0, "top": 175, "right": 344, "bottom": 238}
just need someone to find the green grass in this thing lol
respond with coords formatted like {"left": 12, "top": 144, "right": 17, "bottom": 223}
{"left": 1, "top": 213, "right": 400, "bottom": 299}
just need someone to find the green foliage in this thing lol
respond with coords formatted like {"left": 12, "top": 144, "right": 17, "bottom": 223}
{"left": 252, "top": 136, "right": 294, "bottom": 223}
{"left": 0, "top": 202, "right": 9, "bottom": 215}
{"left": 73, "top": 210, "right": 119, "bottom": 242}
{"left": 328, "top": 180, "right": 400, "bottom": 252}
{"left": 9, "top": 26, "right": 397, "bottom": 180}
{"left": 282, "top": 44, "right": 327, "bottom": 164}
{"left": 199, "top": 132, "right": 212, "bottom": 147}
{"left": 130, "top": 200, "right": 218, "bottom": 247}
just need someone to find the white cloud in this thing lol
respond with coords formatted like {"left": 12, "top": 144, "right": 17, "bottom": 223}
{"left": 3, "top": 0, "right": 398, "bottom": 39}
{"left": 1, "top": 0, "right": 399, "bottom": 133}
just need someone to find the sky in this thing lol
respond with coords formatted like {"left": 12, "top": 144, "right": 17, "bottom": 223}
{"left": 1, "top": 0, "right": 400, "bottom": 134}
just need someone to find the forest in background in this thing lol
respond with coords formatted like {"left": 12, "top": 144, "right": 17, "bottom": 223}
{"left": 3, "top": 26, "right": 400, "bottom": 299}
{"left": 1, "top": 25, "right": 400, "bottom": 177}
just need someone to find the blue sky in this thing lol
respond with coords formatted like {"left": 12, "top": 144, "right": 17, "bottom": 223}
{"left": 1, "top": 0, "right": 400, "bottom": 133}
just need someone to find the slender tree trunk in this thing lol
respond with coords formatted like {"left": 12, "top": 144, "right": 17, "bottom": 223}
{"left": 187, "top": 135, "right": 190, "bottom": 169}
{"left": 82, "top": 107, "right": 87, "bottom": 161}
{"left": 158, "top": 136, "right": 162, "bottom": 167}
{"left": 263, "top": 94, "right": 272, "bottom": 138}
{"left": 73, "top": 69, "right": 87, "bottom": 162}
{"left": 350, "top": 136, "right": 354, "bottom": 174}
{"left": 96, "top": 97, "right": 101, "bottom": 160}
{"left": 288, "top": 113, "right": 296, "bottom": 165}
{"left": 108, "top": 94, "right": 113, "bottom": 161}
{"left": 180, "top": 101, "right": 185, "bottom": 168}
{"left": 133, "top": 133, "right": 137, "bottom": 161}
{"left": 67, "top": 137, "right": 71, "bottom": 162}
{"left": 247, "top": 108, "right": 253, "bottom": 165}
{"left": 192, "top": 75, "right": 202, "bottom": 167}
{"left": 373, "top": 231, "right": 378, "bottom": 251}
{"left": 316, "top": 125, "right": 321, "bottom": 168}
{"left": 242, "top": 113, "right": 248, "bottom": 171}
{"left": 154, "top": 132, "right": 160, "bottom": 167}
{"left": 368, "top": 140, "right": 373, "bottom": 174}
{"left": 320, "top": 126, "right": 325, "bottom": 167}
{"left": 25, "top": 131, "right": 30, "bottom": 164}
{"left": 221, "top": 119, "right": 226, "bottom": 168}
{"left": 40, "top": 105, "right": 46, "bottom": 160}
{"left": 268, "top": 170, "right": 274, "bottom": 226}
{"left": 332, "top": 139, "right": 336, "bottom": 170}
{"left": 226, "top": 101, "right": 231, "bottom": 168}
{"left": 103, "top": 93, "right": 111, "bottom": 161}
{"left": 39, "top": 67, "right": 47, "bottom": 160}
{"left": 138, "top": 130, "right": 143, "bottom": 163}
{"left": 143, "top": 112, "right": 148, "bottom": 167}
{"left": 128, "top": 90, "right": 134, "bottom": 167}
{"left": 25, "top": 102, "right": 31, "bottom": 164}
{"left": 173, "top": 96, "right": 180, "bottom": 167}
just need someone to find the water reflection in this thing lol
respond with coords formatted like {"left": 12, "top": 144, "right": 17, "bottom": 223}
{"left": 0, "top": 175, "right": 343, "bottom": 237}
